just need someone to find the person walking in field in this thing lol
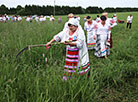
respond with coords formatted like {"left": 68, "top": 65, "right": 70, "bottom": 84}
{"left": 63, "top": 13, "right": 83, "bottom": 32}
{"left": 46, "top": 18, "right": 90, "bottom": 80}
{"left": 49, "top": 15, "right": 55, "bottom": 21}
{"left": 126, "top": 14, "right": 133, "bottom": 29}
{"left": 112, "top": 14, "right": 117, "bottom": 23}
{"left": 84, "top": 16, "right": 96, "bottom": 50}
{"left": 35, "top": 15, "right": 39, "bottom": 22}
{"left": 93, "top": 16, "right": 111, "bottom": 58}
{"left": 63, "top": 13, "right": 74, "bottom": 31}
{"left": 102, "top": 12, "right": 117, "bottom": 49}
{"left": 58, "top": 16, "right": 62, "bottom": 23}
{"left": 26, "top": 16, "right": 31, "bottom": 22}
{"left": 17, "top": 15, "right": 22, "bottom": 22}
{"left": 96, "top": 15, "right": 101, "bottom": 23}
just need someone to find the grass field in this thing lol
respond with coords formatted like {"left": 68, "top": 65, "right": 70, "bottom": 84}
{"left": 0, "top": 12, "right": 138, "bottom": 102}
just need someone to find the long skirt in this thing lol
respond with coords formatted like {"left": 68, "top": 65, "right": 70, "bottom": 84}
{"left": 63, "top": 47, "right": 90, "bottom": 80}
{"left": 87, "top": 32, "right": 96, "bottom": 50}
{"left": 64, "top": 47, "right": 79, "bottom": 76}
{"left": 95, "top": 34, "right": 110, "bottom": 57}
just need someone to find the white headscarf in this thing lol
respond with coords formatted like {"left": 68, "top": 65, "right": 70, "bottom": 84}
{"left": 68, "top": 18, "right": 79, "bottom": 26}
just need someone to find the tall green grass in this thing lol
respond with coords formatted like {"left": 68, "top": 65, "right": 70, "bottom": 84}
{"left": 0, "top": 12, "right": 138, "bottom": 102}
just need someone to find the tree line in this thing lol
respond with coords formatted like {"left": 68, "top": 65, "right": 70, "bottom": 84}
{"left": 0, "top": 4, "right": 138, "bottom": 16}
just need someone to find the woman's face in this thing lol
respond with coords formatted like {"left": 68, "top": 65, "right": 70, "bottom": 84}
{"left": 101, "top": 20, "right": 106, "bottom": 24}
{"left": 68, "top": 24, "right": 78, "bottom": 32}
{"left": 88, "top": 20, "right": 92, "bottom": 24}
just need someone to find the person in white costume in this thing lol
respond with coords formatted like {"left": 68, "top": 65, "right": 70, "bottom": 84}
{"left": 63, "top": 13, "right": 74, "bottom": 31}
{"left": 112, "top": 14, "right": 117, "bottom": 23}
{"left": 26, "top": 16, "right": 30, "bottom": 22}
{"left": 35, "top": 15, "right": 39, "bottom": 22}
{"left": 93, "top": 16, "right": 111, "bottom": 58}
{"left": 17, "top": 15, "right": 22, "bottom": 21}
{"left": 63, "top": 13, "right": 83, "bottom": 34}
{"left": 39, "top": 15, "right": 45, "bottom": 22}
{"left": 46, "top": 18, "right": 90, "bottom": 80}
{"left": 96, "top": 15, "right": 101, "bottom": 23}
{"left": 126, "top": 14, "right": 133, "bottom": 29}
{"left": 14, "top": 16, "right": 17, "bottom": 22}
{"left": 84, "top": 16, "right": 96, "bottom": 50}
{"left": 102, "top": 12, "right": 117, "bottom": 28}
{"left": 102, "top": 12, "right": 117, "bottom": 48}
{"left": 2, "top": 15, "right": 6, "bottom": 22}
{"left": 49, "top": 15, "right": 55, "bottom": 21}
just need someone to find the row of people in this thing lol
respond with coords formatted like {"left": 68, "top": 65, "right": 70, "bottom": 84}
{"left": 1, "top": 13, "right": 133, "bottom": 29}
{"left": 84, "top": 12, "right": 117, "bottom": 58}
{"left": 0, "top": 15, "right": 56, "bottom": 22}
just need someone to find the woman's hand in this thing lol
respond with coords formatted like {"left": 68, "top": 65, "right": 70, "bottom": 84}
{"left": 107, "top": 39, "right": 110, "bottom": 42}
{"left": 46, "top": 42, "right": 51, "bottom": 46}
{"left": 45, "top": 42, "right": 51, "bottom": 50}
{"left": 45, "top": 38, "right": 55, "bottom": 50}
{"left": 64, "top": 41, "right": 70, "bottom": 45}
{"left": 64, "top": 41, "right": 76, "bottom": 46}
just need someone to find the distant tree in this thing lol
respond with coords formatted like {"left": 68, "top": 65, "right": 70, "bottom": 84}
{"left": 0, "top": 4, "right": 9, "bottom": 14}
{"left": 9, "top": 7, "right": 16, "bottom": 15}
{"left": 62, "top": 6, "right": 71, "bottom": 15}
{"left": 16, "top": 9, "right": 25, "bottom": 15}
{"left": 99, "top": 7, "right": 104, "bottom": 13}
{"left": 86, "top": 6, "right": 103, "bottom": 14}
{"left": 16, "top": 5, "right": 23, "bottom": 11}
{"left": 104, "top": 7, "right": 116, "bottom": 13}
{"left": 0, "top": 4, "right": 138, "bottom": 16}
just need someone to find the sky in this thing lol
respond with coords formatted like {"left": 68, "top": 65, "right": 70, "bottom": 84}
{"left": 0, "top": 0, "right": 138, "bottom": 9}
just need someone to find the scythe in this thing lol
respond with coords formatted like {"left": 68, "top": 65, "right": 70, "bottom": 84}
{"left": 16, "top": 40, "right": 74, "bottom": 58}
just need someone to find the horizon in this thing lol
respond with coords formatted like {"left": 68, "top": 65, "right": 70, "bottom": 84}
{"left": 0, "top": 0, "right": 138, "bottom": 9}
{"left": 1, "top": 4, "right": 138, "bottom": 9}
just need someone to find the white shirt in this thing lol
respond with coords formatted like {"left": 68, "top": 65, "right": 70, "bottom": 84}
{"left": 35, "top": 16, "right": 39, "bottom": 22}
{"left": 26, "top": 17, "right": 30, "bottom": 22}
{"left": 113, "top": 16, "right": 117, "bottom": 22}
{"left": 106, "top": 18, "right": 117, "bottom": 28}
{"left": 93, "top": 23, "right": 111, "bottom": 39}
{"left": 96, "top": 17, "right": 101, "bottom": 23}
{"left": 127, "top": 16, "right": 133, "bottom": 23}
{"left": 39, "top": 17, "right": 44, "bottom": 22}
{"left": 18, "top": 17, "right": 22, "bottom": 21}
{"left": 2, "top": 16, "right": 6, "bottom": 21}
{"left": 14, "top": 17, "right": 17, "bottom": 21}
{"left": 49, "top": 17, "right": 55, "bottom": 21}
{"left": 84, "top": 20, "right": 96, "bottom": 32}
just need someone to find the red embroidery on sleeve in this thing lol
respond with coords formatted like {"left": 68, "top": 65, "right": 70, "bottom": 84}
{"left": 109, "top": 26, "right": 111, "bottom": 30}
{"left": 110, "top": 19, "right": 115, "bottom": 24}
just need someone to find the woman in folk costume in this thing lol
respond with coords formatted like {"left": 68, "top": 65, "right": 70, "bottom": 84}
{"left": 93, "top": 16, "right": 111, "bottom": 58}
{"left": 113, "top": 14, "right": 117, "bottom": 23}
{"left": 46, "top": 18, "right": 90, "bottom": 80}
{"left": 84, "top": 16, "right": 96, "bottom": 50}
{"left": 96, "top": 15, "right": 101, "bottom": 23}
{"left": 102, "top": 12, "right": 117, "bottom": 48}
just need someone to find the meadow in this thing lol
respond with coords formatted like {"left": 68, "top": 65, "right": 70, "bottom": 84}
{"left": 0, "top": 12, "right": 138, "bottom": 102}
